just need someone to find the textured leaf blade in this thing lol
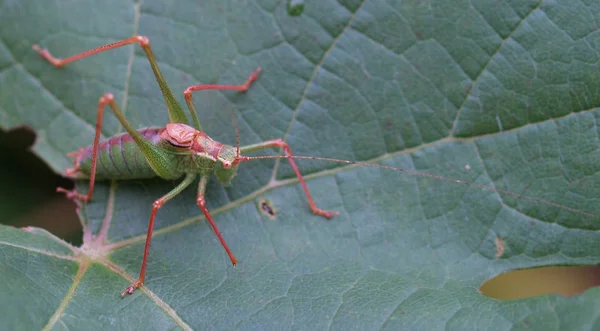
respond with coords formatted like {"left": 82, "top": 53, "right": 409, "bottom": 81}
{"left": 1, "top": 0, "right": 600, "bottom": 330}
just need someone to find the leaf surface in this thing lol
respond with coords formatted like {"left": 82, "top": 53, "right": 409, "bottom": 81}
{"left": 1, "top": 0, "right": 600, "bottom": 329}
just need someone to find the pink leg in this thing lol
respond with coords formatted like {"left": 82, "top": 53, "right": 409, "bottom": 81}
{"left": 34, "top": 36, "right": 148, "bottom": 67}
{"left": 183, "top": 68, "right": 262, "bottom": 131}
{"left": 121, "top": 173, "right": 196, "bottom": 297}
{"left": 239, "top": 139, "right": 339, "bottom": 219}
{"left": 57, "top": 93, "right": 117, "bottom": 203}
{"left": 197, "top": 176, "right": 237, "bottom": 266}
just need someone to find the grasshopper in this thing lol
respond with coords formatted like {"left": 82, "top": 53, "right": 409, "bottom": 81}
{"left": 32, "top": 35, "right": 339, "bottom": 296}
{"left": 33, "top": 35, "right": 597, "bottom": 297}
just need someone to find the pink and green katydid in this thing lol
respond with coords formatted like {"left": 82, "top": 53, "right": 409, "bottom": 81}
{"left": 32, "top": 35, "right": 338, "bottom": 297}
{"left": 32, "top": 35, "right": 599, "bottom": 297}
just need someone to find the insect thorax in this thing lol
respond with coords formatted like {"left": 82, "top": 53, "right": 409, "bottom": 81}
{"left": 161, "top": 123, "right": 240, "bottom": 184}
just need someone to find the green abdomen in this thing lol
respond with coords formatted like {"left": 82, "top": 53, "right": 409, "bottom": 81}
{"left": 78, "top": 128, "right": 165, "bottom": 180}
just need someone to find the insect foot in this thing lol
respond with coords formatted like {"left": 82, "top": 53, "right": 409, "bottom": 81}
{"left": 56, "top": 187, "right": 89, "bottom": 203}
{"left": 121, "top": 281, "right": 143, "bottom": 297}
{"left": 314, "top": 208, "right": 339, "bottom": 220}
{"left": 63, "top": 148, "right": 86, "bottom": 177}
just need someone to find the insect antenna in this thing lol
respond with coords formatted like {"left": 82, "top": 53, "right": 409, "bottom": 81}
{"left": 227, "top": 108, "right": 241, "bottom": 165}
{"left": 240, "top": 154, "right": 600, "bottom": 220}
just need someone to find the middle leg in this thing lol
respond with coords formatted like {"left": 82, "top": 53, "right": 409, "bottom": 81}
{"left": 121, "top": 173, "right": 197, "bottom": 296}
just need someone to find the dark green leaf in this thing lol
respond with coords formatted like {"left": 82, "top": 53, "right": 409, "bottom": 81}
{"left": 2, "top": 0, "right": 600, "bottom": 329}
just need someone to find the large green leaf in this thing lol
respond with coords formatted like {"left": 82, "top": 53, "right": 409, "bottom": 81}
{"left": 2, "top": 0, "right": 600, "bottom": 329}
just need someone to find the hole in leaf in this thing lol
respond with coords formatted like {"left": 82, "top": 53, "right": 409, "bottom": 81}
{"left": 480, "top": 266, "right": 600, "bottom": 300}
{"left": 0, "top": 127, "right": 81, "bottom": 246}
{"left": 258, "top": 199, "right": 277, "bottom": 219}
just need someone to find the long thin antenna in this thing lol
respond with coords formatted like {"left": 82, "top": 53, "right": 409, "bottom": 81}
{"left": 240, "top": 154, "right": 599, "bottom": 219}
{"left": 227, "top": 108, "right": 241, "bottom": 164}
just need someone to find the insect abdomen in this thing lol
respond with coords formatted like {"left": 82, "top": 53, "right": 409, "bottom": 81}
{"left": 77, "top": 127, "right": 165, "bottom": 180}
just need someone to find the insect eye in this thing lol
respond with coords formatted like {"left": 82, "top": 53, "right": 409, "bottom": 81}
{"left": 222, "top": 160, "right": 232, "bottom": 168}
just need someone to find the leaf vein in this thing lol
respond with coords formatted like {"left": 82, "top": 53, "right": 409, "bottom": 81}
{"left": 449, "top": 0, "right": 544, "bottom": 136}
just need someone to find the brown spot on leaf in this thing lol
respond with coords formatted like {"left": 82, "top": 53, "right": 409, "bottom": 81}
{"left": 259, "top": 199, "right": 277, "bottom": 219}
{"left": 495, "top": 237, "right": 504, "bottom": 258}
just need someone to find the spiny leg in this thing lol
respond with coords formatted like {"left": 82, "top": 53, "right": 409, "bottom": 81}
{"left": 122, "top": 173, "right": 197, "bottom": 297}
{"left": 33, "top": 35, "right": 189, "bottom": 124}
{"left": 239, "top": 139, "right": 339, "bottom": 219}
{"left": 197, "top": 176, "right": 237, "bottom": 266}
{"left": 57, "top": 93, "right": 115, "bottom": 203}
{"left": 184, "top": 68, "right": 262, "bottom": 131}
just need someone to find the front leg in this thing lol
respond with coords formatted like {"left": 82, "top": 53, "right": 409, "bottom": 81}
{"left": 239, "top": 139, "right": 339, "bottom": 219}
